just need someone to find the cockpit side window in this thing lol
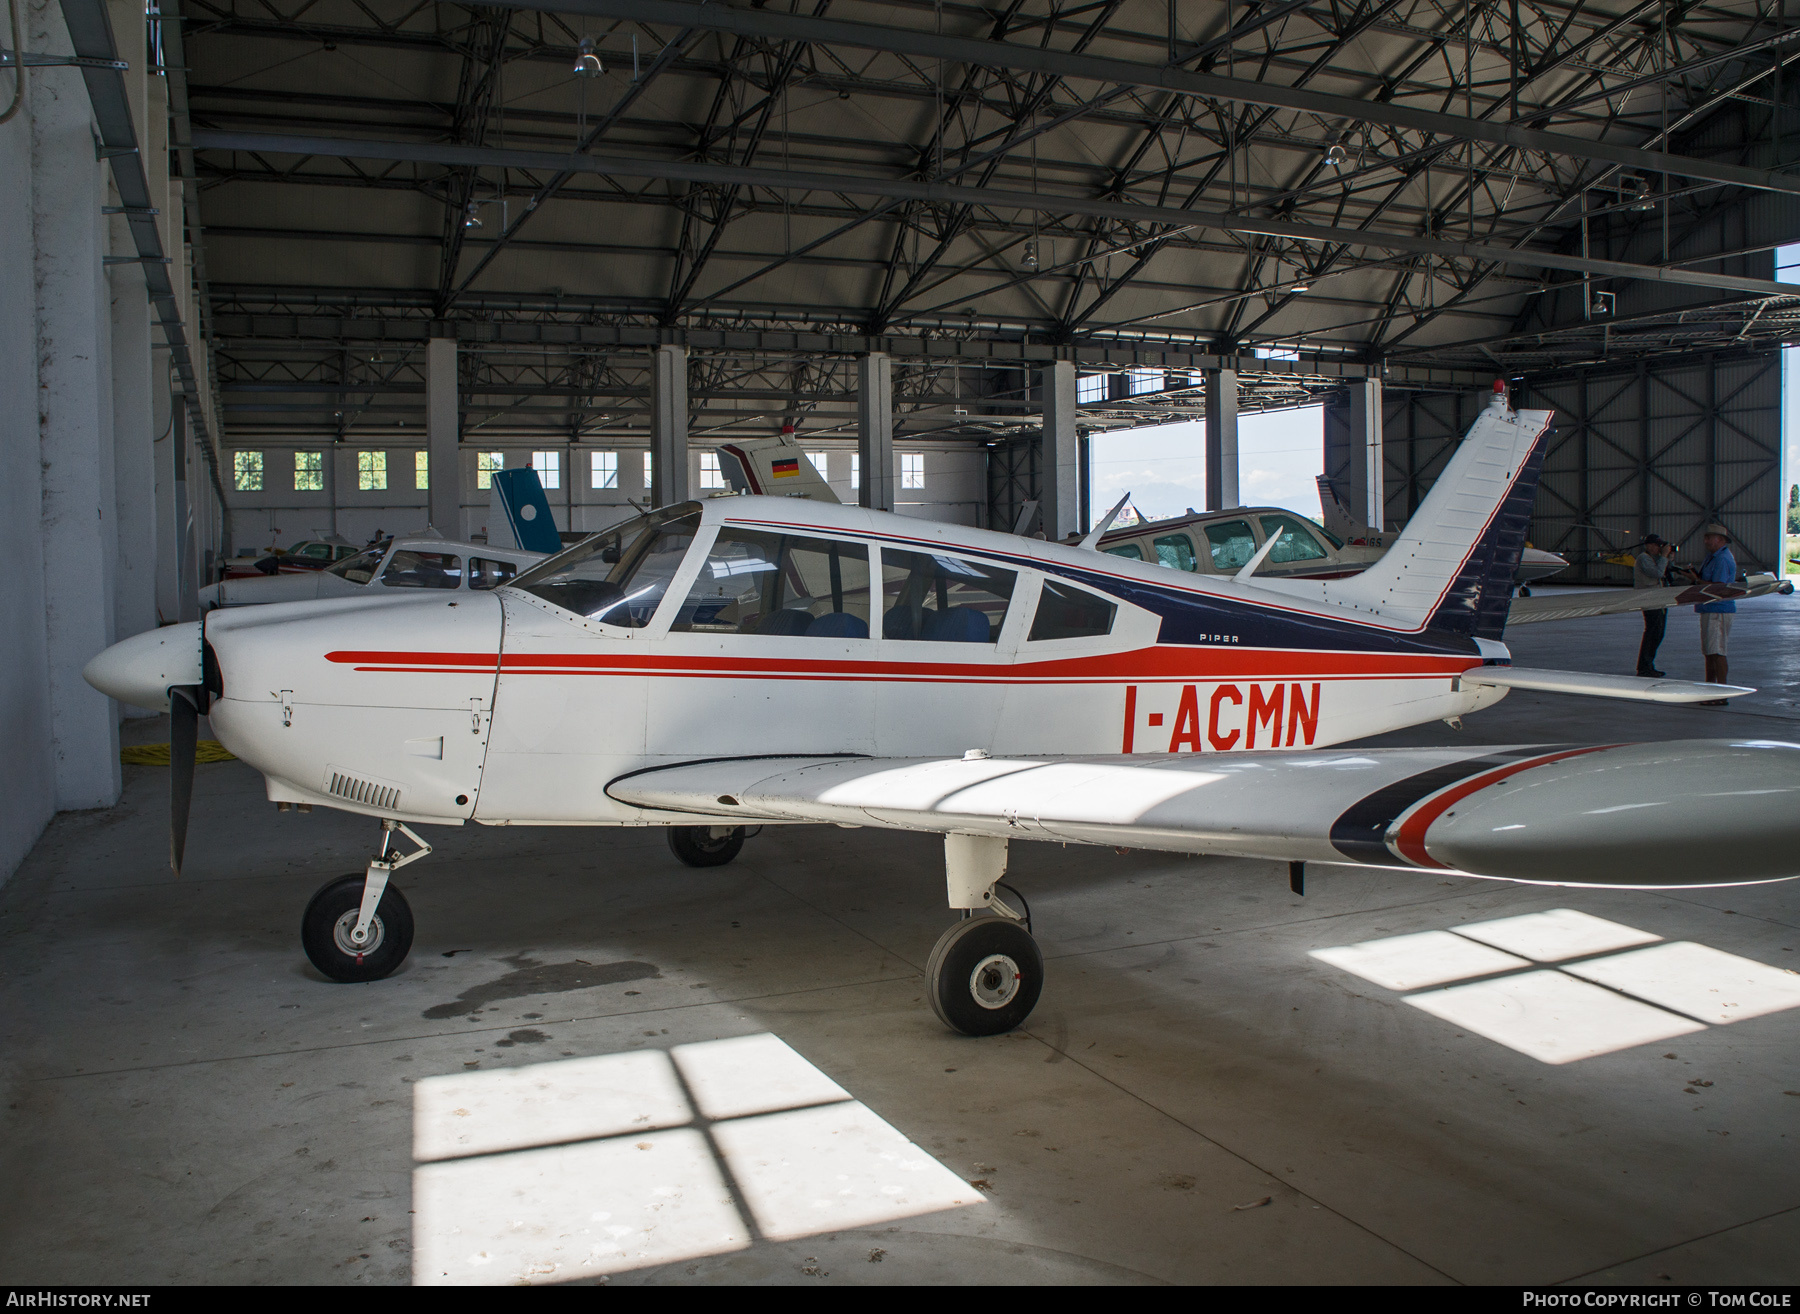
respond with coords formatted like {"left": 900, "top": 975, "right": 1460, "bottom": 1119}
{"left": 1152, "top": 533, "right": 1197, "bottom": 571}
{"left": 1202, "top": 520, "right": 1256, "bottom": 572}
{"left": 1257, "top": 514, "right": 1330, "bottom": 564}
{"left": 381, "top": 551, "right": 462, "bottom": 589}
{"left": 673, "top": 529, "right": 872, "bottom": 636}
{"left": 327, "top": 548, "right": 382, "bottom": 584}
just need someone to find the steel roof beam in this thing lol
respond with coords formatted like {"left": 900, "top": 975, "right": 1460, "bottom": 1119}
{"left": 189, "top": 129, "right": 1800, "bottom": 301}
{"left": 475, "top": 0, "right": 1800, "bottom": 199}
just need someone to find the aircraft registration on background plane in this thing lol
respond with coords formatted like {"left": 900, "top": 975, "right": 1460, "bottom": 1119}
{"left": 84, "top": 383, "right": 1800, "bottom": 1037}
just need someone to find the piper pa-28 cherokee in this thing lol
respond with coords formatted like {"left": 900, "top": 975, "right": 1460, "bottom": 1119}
{"left": 85, "top": 383, "right": 1800, "bottom": 1036}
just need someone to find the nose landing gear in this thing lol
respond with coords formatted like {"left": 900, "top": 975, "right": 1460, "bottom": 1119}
{"left": 926, "top": 834, "right": 1043, "bottom": 1036}
{"left": 301, "top": 820, "right": 428, "bottom": 983}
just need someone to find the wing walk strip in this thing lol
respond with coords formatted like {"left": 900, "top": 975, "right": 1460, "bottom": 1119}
{"left": 1329, "top": 745, "right": 1620, "bottom": 869}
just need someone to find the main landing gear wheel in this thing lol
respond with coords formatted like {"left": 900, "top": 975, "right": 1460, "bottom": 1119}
{"left": 926, "top": 915, "right": 1044, "bottom": 1037}
{"left": 668, "top": 825, "right": 746, "bottom": 868}
{"left": 302, "top": 872, "right": 414, "bottom": 983}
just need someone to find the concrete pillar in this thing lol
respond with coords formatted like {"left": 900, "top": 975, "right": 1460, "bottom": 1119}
{"left": 110, "top": 247, "right": 158, "bottom": 650}
{"left": 857, "top": 352, "right": 894, "bottom": 512}
{"left": 33, "top": 14, "right": 121, "bottom": 809}
{"left": 1040, "top": 360, "right": 1079, "bottom": 540}
{"left": 650, "top": 344, "right": 689, "bottom": 508}
{"left": 1348, "top": 376, "right": 1384, "bottom": 531}
{"left": 426, "top": 336, "right": 461, "bottom": 534}
{"left": 172, "top": 401, "right": 200, "bottom": 623}
{"left": 1204, "top": 367, "right": 1239, "bottom": 511}
{"left": 153, "top": 357, "right": 178, "bottom": 623}
{"left": 0, "top": 47, "right": 56, "bottom": 879}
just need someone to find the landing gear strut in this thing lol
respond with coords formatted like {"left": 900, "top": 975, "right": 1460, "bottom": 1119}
{"left": 667, "top": 825, "right": 747, "bottom": 868}
{"left": 926, "top": 834, "right": 1043, "bottom": 1036}
{"left": 301, "top": 820, "right": 427, "bottom": 983}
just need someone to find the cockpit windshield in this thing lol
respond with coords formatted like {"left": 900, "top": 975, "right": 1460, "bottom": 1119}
{"left": 326, "top": 547, "right": 384, "bottom": 584}
{"left": 510, "top": 504, "right": 703, "bottom": 626}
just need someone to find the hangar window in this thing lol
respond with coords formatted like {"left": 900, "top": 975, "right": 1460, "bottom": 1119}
{"left": 477, "top": 451, "right": 504, "bottom": 490}
{"left": 673, "top": 529, "right": 871, "bottom": 637}
{"left": 514, "top": 510, "right": 700, "bottom": 626}
{"left": 358, "top": 450, "right": 386, "bottom": 491}
{"left": 382, "top": 551, "right": 462, "bottom": 589}
{"left": 414, "top": 451, "right": 429, "bottom": 490}
{"left": 849, "top": 454, "right": 859, "bottom": 490}
{"left": 901, "top": 453, "right": 924, "bottom": 489}
{"left": 879, "top": 549, "right": 1014, "bottom": 643}
{"left": 1257, "top": 514, "right": 1329, "bottom": 564}
{"left": 1077, "top": 373, "right": 1110, "bottom": 403}
{"left": 590, "top": 452, "right": 617, "bottom": 489}
{"left": 233, "top": 451, "right": 262, "bottom": 492}
{"left": 1028, "top": 579, "right": 1116, "bottom": 642}
{"left": 700, "top": 453, "right": 724, "bottom": 490}
{"left": 808, "top": 452, "right": 829, "bottom": 478}
{"left": 293, "top": 451, "right": 323, "bottom": 491}
{"left": 642, "top": 452, "right": 653, "bottom": 488}
{"left": 533, "top": 451, "right": 561, "bottom": 490}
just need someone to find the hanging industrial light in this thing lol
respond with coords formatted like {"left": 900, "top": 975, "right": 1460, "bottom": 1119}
{"left": 1324, "top": 143, "right": 1347, "bottom": 169}
{"left": 573, "top": 36, "right": 603, "bottom": 77}
{"left": 464, "top": 201, "right": 482, "bottom": 228}
{"left": 1021, "top": 237, "right": 1040, "bottom": 270}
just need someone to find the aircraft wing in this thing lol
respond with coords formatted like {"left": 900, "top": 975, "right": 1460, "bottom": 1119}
{"left": 607, "top": 740, "right": 1800, "bottom": 888}
{"left": 1506, "top": 575, "right": 1792, "bottom": 625}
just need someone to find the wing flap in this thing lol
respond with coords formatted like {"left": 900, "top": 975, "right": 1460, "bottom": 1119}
{"left": 1459, "top": 666, "right": 1752, "bottom": 703}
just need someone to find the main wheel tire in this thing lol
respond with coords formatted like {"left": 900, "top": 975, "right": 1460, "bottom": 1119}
{"left": 926, "top": 915, "right": 1044, "bottom": 1036}
{"left": 301, "top": 873, "right": 414, "bottom": 983}
{"left": 667, "top": 825, "right": 746, "bottom": 868}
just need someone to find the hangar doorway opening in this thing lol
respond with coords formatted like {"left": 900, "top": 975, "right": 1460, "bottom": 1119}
{"left": 1087, "top": 406, "right": 1326, "bottom": 528}
{"left": 1783, "top": 244, "right": 1800, "bottom": 580}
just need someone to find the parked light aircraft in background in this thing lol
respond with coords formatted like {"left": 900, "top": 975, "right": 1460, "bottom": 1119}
{"left": 85, "top": 383, "right": 1800, "bottom": 1036}
{"left": 201, "top": 537, "right": 545, "bottom": 611}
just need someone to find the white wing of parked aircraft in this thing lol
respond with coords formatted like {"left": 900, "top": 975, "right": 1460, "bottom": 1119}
{"left": 83, "top": 384, "right": 1794, "bottom": 1037}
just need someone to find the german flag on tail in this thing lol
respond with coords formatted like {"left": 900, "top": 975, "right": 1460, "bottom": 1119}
{"left": 771, "top": 457, "right": 801, "bottom": 479}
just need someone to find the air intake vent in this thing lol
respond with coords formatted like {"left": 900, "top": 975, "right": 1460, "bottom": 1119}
{"left": 326, "top": 770, "right": 402, "bottom": 813}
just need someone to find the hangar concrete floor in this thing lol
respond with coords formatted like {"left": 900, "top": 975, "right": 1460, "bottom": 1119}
{"left": 3, "top": 592, "right": 1798, "bottom": 1287}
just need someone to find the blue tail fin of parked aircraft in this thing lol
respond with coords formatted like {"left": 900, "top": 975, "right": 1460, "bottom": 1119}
{"left": 489, "top": 467, "right": 563, "bottom": 554}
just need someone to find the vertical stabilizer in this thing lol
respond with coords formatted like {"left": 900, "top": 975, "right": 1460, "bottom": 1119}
{"left": 1307, "top": 388, "right": 1552, "bottom": 636}
{"left": 717, "top": 436, "right": 840, "bottom": 503}
{"left": 488, "top": 467, "right": 563, "bottom": 554}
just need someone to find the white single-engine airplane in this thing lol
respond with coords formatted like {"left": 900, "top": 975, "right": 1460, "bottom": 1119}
{"left": 85, "top": 383, "right": 1800, "bottom": 1036}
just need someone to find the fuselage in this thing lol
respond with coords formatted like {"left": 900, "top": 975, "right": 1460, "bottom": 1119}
{"left": 201, "top": 495, "right": 1509, "bottom": 829}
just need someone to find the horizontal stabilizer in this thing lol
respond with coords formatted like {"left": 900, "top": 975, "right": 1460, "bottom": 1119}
{"left": 1459, "top": 666, "right": 1753, "bottom": 703}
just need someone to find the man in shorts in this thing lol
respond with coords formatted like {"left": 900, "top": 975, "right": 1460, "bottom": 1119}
{"left": 1693, "top": 522, "right": 1736, "bottom": 706}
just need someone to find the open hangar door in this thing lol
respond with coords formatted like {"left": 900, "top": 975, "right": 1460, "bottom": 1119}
{"left": 1325, "top": 349, "right": 1783, "bottom": 585}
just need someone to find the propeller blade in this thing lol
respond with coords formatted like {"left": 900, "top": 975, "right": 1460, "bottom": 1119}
{"left": 169, "top": 685, "right": 200, "bottom": 877}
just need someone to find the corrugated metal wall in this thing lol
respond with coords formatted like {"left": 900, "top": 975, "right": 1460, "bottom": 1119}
{"left": 1323, "top": 349, "right": 1782, "bottom": 583}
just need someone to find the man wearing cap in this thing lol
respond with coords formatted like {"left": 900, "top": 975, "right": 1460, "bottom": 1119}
{"left": 1632, "top": 535, "right": 1675, "bottom": 677}
{"left": 1692, "top": 522, "right": 1737, "bottom": 705}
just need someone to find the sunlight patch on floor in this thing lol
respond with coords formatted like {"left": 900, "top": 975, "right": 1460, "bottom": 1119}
{"left": 1309, "top": 910, "right": 1800, "bottom": 1064}
{"left": 411, "top": 1033, "right": 982, "bottom": 1285}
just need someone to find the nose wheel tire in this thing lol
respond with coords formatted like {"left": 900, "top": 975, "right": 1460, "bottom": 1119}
{"left": 301, "top": 872, "right": 414, "bottom": 983}
{"left": 926, "top": 915, "right": 1044, "bottom": 1036}
{"left": 667, "top": 825, "right": 746, "bottom": 868}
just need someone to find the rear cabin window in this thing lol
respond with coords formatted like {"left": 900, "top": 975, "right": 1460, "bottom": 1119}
{"left": 1258, "top": 514, "right": 1330, "bottom": 564}
{"left": 1028, "top": 579, "right": 1117, "bottom": 641}
{"left": 880, "top": 549, "right": 1015, "bottom": 643}
{"left": 1203, "top": 520, "right": 1257, "bottom": 572}
{"left": 381, "top": 551, "right": 462, "bottom": 589}
{"left": 674, "top": 529, "right": 872, "bottom": 637}
{"left": 1152, "top": 533, "right": 1197, "bottom": 571}
{"left": 1102, "top": 543, "right": 1143, "bottom": 561}
{"left": 468, "top": 557, "right": 518, "bottom": 590}
{"left": 326, "top": 549, "right": 382, "bottom": 584}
